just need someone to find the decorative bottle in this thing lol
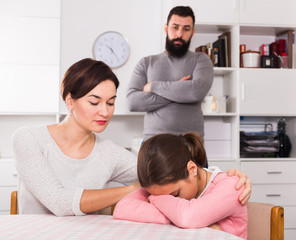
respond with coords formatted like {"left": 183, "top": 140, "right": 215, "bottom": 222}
{"left": 275, "top": 118, "right": 292, "bottom": 157}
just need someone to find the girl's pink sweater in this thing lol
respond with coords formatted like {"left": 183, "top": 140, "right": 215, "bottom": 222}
{"left": 113, "top": 172, "right": 247, "bottom": 239}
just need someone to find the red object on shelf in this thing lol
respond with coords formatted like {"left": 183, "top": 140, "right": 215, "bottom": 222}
{"left": 277, "top": 39, "right": 286, "bottom": 54}
{"left": 240, "top": 44, "right": 246, "bottom": 67}
{"left": 259, "top": 44, "right": 269, "bottom": 55}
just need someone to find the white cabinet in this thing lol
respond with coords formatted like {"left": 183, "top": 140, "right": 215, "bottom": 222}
{"left": 204, "top": 116, "right": 238, "bottom": 160}
{"left": 0, "top": 65, "right": 59, "bottom": 113}
{"left": 0, "top": 159, "right": 17, "bottom": 214}
{"left": 240, "top": 161, "right": 296, "bottom": 183}
{"left": 239, "top": 69, "right": 296, "bottom": 116}
{"left": 239, "top": 0, "right": 296, "bottom": 25}
{"left": 190, "top": 4, "right": 296, "bottom": 237}
{"left": 0, "top": 2, "right": 60, "bottom": 114}
{"left": 241, "top": 161, "right": 296, "bottom": 238}
{"left": 237, "top": 19, "right": 296, "bottom": 238}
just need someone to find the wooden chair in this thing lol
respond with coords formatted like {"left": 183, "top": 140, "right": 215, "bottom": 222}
{"left": 10, "top": 191, "right": 18, "bottom": 215}
{"left": 247, "top": 202, "right": 284, "bottom": 240}
{"left": 10, "top": 190, "right": 117, "bottom": 215}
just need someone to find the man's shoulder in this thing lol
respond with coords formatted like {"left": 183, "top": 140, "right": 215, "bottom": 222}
{"left": 187, "top": 50, "right": 209, "bottom": 60}
{"left": 135, "top": 52, "right": 167, "bottom": 68}
{"left": 142, "top": 52, "right": 166, "bottom": 61}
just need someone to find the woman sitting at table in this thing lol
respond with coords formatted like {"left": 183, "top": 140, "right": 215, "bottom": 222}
{"left": 12, "top": 59, "right": 139, "bottom": 216}
{"left": 113, "top": 133, "right": 248, "bottom": 239}
{"left": 13, "top": 58, "right": 250, "bottom": 217}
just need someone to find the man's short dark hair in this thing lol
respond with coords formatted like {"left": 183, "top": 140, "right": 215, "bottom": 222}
{"left": 167, "top": 6, "right": 195, "bottom": 26}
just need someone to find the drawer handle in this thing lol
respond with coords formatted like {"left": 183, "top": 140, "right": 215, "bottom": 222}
{"left": 12, "top": 173, "right": 17, "bottom": 177}
{"left": 267, "top": 171, "right": 282, "bottom": 174}
{"left": 266, "top": 194, "right": 281, "bottom": 197}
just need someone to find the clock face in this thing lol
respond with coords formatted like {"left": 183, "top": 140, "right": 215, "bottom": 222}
{"left": 93, "top": 31, "right": 130, "bottom": 68}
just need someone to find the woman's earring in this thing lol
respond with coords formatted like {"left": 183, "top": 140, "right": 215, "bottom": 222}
{"left": 194, "top": 172, "right": 197, "bottom": 176}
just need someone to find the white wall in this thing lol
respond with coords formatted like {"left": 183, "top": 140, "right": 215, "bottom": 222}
{"left": 60, "top": 0, "right": 163, "bottom": 115}
{"left": 60, "top": 0, "right": 166, "bottom": 147}
{"left": 0, "top": 0, "right": 60, "bottom": 158}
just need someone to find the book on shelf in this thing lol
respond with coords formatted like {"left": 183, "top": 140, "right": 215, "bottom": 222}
{"left": 259, "top": 44, "right": 269, "bottom": 56}
{"left": 293, "top": 32, "right": 296, "bottom": 69}
{"left": 212, "top": 38, "right": 226, "bottom": 67}
{"left": 269, "top": 41, "right": 280, "bottom": 68}
{"left": 275, "top": 30, "right": 294, "bottom": 68}
{"left": 195, "top": 45, "right": 208, "bottom": 54}
{"left": 195, "top": 31, "right": 231, "bottom": 68}
{"left": 195, "top": 43, "right": 212, "bottom": 61}
{"left": 218, "top": 31, "right": 231, "bottom": 67}
{"left": 211, "top": 31, "right": 231, "bottom": 67}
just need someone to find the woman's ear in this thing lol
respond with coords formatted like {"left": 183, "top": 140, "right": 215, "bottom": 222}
{"left": 65, "top": 93, "right": 73, "bottom": 112}
{"left": 187, "top": 160, "right": 198, "bottom": 177}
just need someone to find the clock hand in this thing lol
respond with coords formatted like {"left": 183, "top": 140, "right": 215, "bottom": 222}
{"left": 105, "top": 44, "right": 113, "bottom": 52}
{"left": 105, "top": 44, "right": 119, "bottom": 61}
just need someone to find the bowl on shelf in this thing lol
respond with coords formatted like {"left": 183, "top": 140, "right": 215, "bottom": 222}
{"left": 242, "top": 50, "right": 260, "bottom": 68}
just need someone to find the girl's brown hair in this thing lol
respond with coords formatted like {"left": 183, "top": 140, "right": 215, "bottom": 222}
{"left": 61, "top": 58, "right": 119, "bottom": 101}
{"left": 137, "top": 132, "right": 207, "bottom": 187}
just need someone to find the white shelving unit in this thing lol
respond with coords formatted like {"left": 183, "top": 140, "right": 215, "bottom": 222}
{"left": 238, "top": 19, "right": 296, "bottom": 239}
{"left": 172, "top": 1, "right": 296, "bottom": 237}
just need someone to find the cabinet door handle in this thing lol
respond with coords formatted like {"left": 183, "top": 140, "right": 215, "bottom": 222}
{"left": 12, "top": 173, "right": 17, "bottom": 177}
{"left": 232, "top": 0, "right": 237, "bottom": 9}
{"left": 267, "top": 171, "right": 282, "bottom": 174}
{"left": 240, "top": 0, "right": 246, "bottom": 10}
{"left": 266, "top": 194, "right": 281, "bottom": 197}
{"left": 241, "top": 83, "right": 245, "bottom": 101}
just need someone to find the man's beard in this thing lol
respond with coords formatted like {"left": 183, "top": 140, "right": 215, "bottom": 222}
{"left": 165, "top": 36, "right": 191, "bottom": 58}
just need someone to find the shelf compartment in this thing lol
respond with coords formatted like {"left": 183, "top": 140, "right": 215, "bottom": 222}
{"left": 240, "top": 116, "right": 296, "bottom": 159}
{"left": 204, "top": 116, "right": 238, "bottom": 160}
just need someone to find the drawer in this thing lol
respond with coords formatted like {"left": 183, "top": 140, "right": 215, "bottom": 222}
{"left": 0, "top": 186, "right": 18, "bottom": 211}
{"left": 240, "top": 162, "right": 296, "bottom": 184}
{"left": 250, "top": 184, "right": 296, "bottom": 206}
{"left": 0, "top": 160, "right": 17, "bottom": 186}
{"left": 285, "top": 206, "right": 296, "bottom": 228}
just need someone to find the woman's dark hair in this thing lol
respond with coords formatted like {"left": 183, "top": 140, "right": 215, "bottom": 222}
{"left": 167, "top": 6, "right": 195, "bottom": 25}
{"left": 61, "top": 58, "right": 119, "bottom": 101}
{"left": 137, "top": 132, "right": 206, "bottom": 187}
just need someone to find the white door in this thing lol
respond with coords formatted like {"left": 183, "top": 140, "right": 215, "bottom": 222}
{"left": 239, "top": 0, "right": 296, "bottom": 25}
{"left": 239, "top": 69, "right": 296, "bottom": 115}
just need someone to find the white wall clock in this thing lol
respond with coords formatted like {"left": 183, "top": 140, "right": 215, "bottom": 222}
{"left": 93, "top": 31, "right": 130, "bottom": 68}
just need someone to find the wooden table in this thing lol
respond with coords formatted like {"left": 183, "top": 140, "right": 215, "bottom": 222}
{"left": 0, "top": 214, "right": 243, "bottom": 239}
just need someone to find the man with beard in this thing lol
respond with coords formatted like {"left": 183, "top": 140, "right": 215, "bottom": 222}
{"left": 127, "top": 6, "right": 213, "bottom": 166}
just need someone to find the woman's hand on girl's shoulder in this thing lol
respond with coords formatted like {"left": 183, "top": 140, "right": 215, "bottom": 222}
{"left": 226, "top": 168, "right": 252, "bottom": 205}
